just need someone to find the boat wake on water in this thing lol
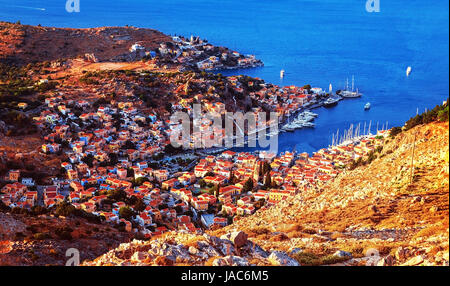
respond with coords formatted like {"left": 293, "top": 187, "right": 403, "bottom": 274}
{"left": 7, "top": 6, "right": 46, "bottom": 11}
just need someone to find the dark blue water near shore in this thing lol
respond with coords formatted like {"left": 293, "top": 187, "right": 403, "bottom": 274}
{"left": 1, "top": 0, "right": 448, "bottom": 153}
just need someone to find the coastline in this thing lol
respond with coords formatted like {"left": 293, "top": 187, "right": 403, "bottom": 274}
{"left": 203, "top": 62, "right": 264, "bottom": 72}
{"left": 192, "top": 95, "right": 373, "bottom": 158}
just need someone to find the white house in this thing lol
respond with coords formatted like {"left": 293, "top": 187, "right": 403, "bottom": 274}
{"left": 130, "top": 43, "right": 145, "bottom": 53}
{"left": 21, "top": 178, "right": 35, "bottom": 187}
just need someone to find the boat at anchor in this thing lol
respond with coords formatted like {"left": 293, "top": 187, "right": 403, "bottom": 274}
{"left": 339, "top": 76, "right": 362, "bottom": 98}
{"left": 323, "top": 97, "right": 339, "bottom": 107}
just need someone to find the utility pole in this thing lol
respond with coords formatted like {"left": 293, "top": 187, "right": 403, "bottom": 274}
{"left": 410, "top": 131, "right": 417, "bottom": 184}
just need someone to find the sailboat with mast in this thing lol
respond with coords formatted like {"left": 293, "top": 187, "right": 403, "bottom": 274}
{"left": 340, "top": 76, "right": 362, "bottom": 98}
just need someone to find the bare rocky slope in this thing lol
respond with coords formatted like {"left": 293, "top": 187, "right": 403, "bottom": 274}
{"left": 0, "top": 212, "right": 131, "bottom": 266}
{"left": 85, "top": 121, "right": 449, "bottom": 266}
{"left": 0, "top": 21, "right": 171, "bottom": 65}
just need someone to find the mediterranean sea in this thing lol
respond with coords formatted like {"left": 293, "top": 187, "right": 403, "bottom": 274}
{"left": 1, "top": 0, "right": 448, "bottom": 153}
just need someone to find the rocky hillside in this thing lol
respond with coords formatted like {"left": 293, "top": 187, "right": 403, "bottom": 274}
{"left": 0, "top": 21, "right": 171, "bottom": 65}
{"left": 85, "top": 121, "right": 449, "bottom": 266}
{"left": 83, "top": 230, "right": 299, "bottom": 266}
{"left": 212, "top": 121, "right": 449, "bottom": 266}
{"left": 0, "top": 212, "right": 131, "bottom": 266}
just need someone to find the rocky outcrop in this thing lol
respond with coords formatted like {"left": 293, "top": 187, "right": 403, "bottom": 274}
{"left": 220, "top": 231, "right": 248, "bottom": 248}
{"left": 213, "top": 256, "right": 249, "bottom": 266}
{"left": 83, "top": 231, "right": 297, "bottom": 266}
{"left": 268, "top": 251, "right": 300, "bottom": 266}
{"left": 84, "top": 53, "right": 99, "bottom": 63}
{"left": 333, "top": 250, "right": 352, "bottom": 258}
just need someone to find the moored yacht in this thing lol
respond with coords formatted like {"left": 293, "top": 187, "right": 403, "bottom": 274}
{"left": 406, "top": 66, "right": 412, "bottom": 77}
{"left": 339, "top": 76, "right": 362, "bottom": 98}
{"left": 323, "top": 97, "right": 339, "bottom": 107}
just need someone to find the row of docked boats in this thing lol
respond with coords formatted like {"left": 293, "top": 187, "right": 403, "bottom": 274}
{"left": 281, "top": 110, "right": 318, "bottom": 132}
{"left": 277, "top": 75, "right": 371, "bottom": 135}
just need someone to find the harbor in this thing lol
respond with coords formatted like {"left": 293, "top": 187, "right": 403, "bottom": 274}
{"left": 198, "top": 76, "right": 371, "bottom": 156}
{"left": 279, "top": 77, "right": 362, "bottom": 133}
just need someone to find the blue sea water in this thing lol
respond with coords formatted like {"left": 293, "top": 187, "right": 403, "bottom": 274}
{"left": 1, "top": 0, "right": 448, "bottom": 153}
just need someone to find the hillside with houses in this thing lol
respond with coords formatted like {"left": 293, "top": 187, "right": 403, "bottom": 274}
{"left": 85, "top": 120, "right": 449, "bottom": 266}
{"left": 0, "top": 22, "right": 448, "bottom": 266}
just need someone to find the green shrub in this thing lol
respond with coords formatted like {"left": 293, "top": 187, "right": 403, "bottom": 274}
{"left": 55, "top": 227, "right": 73, "bottom": 240}
{"left": 31, "top": 205, "right": 48, "bottom": 215}
{"left": 119, "top": 206, "right": 134, "bottom": 220}
{"left": 55, "top": 202, "right": 76, "bottom": 217}
{"left": 33, "top": 232, "right": 51, "bottom": 240}
{"left": 389, "top": 126, "right": 402, "bottom": 138}
{"left": 320, "top": 255, "right": 350, "bottom": 265}
{"left": 404, "top": 100, "right": 449, "bottom": 130}
{"left": 0, "top": 200, "right": 10, "bottom": 212}
{"left": 293, "top": 252, "right": 350, "bottom": 266}
{"left": 14, "top": 232, "right": 25, "bottom": 240}
{"left": 293, "top": 252, "right": 321, "bottom": 266}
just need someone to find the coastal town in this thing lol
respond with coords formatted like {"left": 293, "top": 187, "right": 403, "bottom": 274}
{"left": 0, "top": 20, "right": 448, "bottom": 268}
{"left": 0, "top": 22, "right": 389, "bottom": 239}
{"left": 111, "top": 34, "right": 263, "bottom": 72}
{"left": 0, "top": 63, "right": 390, "bottom": 239}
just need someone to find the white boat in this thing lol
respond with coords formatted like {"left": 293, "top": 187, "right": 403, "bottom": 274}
{"left": 323, "top": 97, "right": 339, "bottom": 107}
{"left": 303, "top": 110, "right": 318, "bottom": 117}
{"left": 364, "top": 102, "right": 371, "bottom": 110}
{"left": 341, "top": 89, "right": 362, "bottom": 98}
{"left": 280, "top": 69, "right": 285, "bottom": 78}
{"left": 296, "top": 115, "right": 313, "bottom": 122}
{"left": 406, "top": 66, "right": 412, "bottom": 77}
{"left": 340, "top": 76, "right": 362, "bottom": 98}
{"left": 302, "top": 122, "right": 315, "bottom": 128}
{"left": 281, "top": 109, "right": 319, "bottom": 131}
{"left": 282, "top": 124, "right": 295, "bottom": 132}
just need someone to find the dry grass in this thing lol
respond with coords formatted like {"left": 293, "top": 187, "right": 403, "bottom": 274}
{"left": 183, "top": 236, "right": 207, "bottom": 248}
{"left": 248, "top": 257, "right": 271, "bottom": 266}
{"left": 246, "top": 226, "right": 271, "bottom": 237}
{"left": 149, "top": 231, "right": 171, "bottom": 242}
{"left": 413, "top": 220, "right": 449, "bottom": 240}
{"left": 427, "top": 245, "right": 446, "bottom": 257}
{"left": 344, "top": 245, "right": 365, "bottom": 258}
{"left": 302, "top": 228, "right": 317, "bottom": 235}
{"left": 256, "top": 233, "right": 272, "bottom": 241}
{"left": 287, "top": 231, "right": 307, "bottom": 239}
{"left": 327, "top": 223, "right": 349, "bottom": 233}
{"left": 211, "top": 228, "right": 227, "bottom": 237}
{"left": 330, "top": 232, "right": 349, "bottom": 240}
{"left": 270, "top": 233, "right": 289, "bottom": 242}
{"left": 204, "top": 256, "right": 219, "bottom": 266}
